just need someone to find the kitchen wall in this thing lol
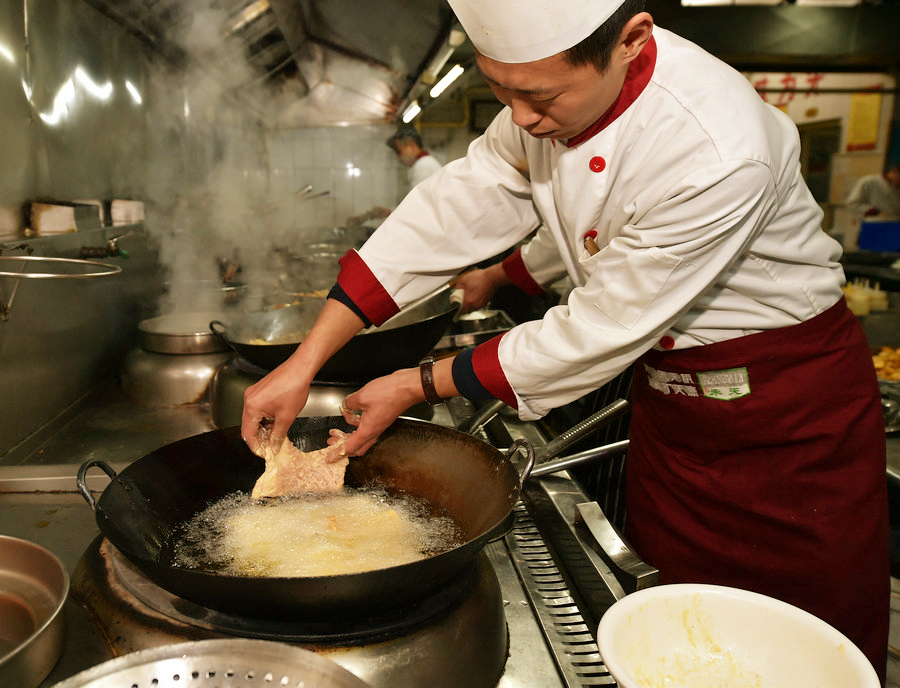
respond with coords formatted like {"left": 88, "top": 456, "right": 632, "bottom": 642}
{"left": 266, "top": 124, "right": 404, "bottom": 234}
{"left": 0, "top": 0, "right": 159, "bottom": 236}
{"left": 0, "top": 0, "right": 435, "bottom": 461}
{"left": 0, "top": 0, "right": 176, "bottom": 460}
{"left": 743, "top": 70, "right": 898, "bottom": 247}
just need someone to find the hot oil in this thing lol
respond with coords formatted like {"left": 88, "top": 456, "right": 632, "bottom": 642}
{"left": 165, "top": 486, "right": 465, "bottom": 578}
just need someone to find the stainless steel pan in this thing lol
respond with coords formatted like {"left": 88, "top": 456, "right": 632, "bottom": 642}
{"left": 0, "top": 535, "right": 68, "bottom": 688}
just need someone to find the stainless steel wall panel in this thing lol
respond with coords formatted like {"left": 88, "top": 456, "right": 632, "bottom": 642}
{"left": 25, "top": 0, "right": 156, "bottom": 202}
{"left": 0, "top": 1, "right": 34, "bottom": 234}
{"left": 0, "top": 227, "right": 162, "bottom": 462}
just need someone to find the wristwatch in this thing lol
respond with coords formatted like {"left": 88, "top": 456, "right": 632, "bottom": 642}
{"left": 418, "top": 355, "right": 444, "bottom": 405}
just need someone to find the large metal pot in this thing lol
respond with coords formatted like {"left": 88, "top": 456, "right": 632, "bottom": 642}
{"left": 138, "top": 311, "right": 230, "bottom": 354}
{"left": 0, "top": 535, "right": 68, "bottom": 688}
{"left": 210, "top": 285, "right": 459, "bottom": 381}
{"left": 75, "top": 405, "right": 627, "bottom": 621}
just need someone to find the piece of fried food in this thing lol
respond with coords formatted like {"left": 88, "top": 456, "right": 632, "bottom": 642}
{"left": 251, "top": 429, "right": 349, "bottom": 498}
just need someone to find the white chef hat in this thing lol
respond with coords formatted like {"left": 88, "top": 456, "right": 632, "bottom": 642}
{"left": 447, "top": 0, "right": 626, "bottom": 64}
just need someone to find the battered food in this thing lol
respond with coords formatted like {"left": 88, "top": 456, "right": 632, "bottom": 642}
{"left": 251, "top": 429, "right": 349, "bottom": 498}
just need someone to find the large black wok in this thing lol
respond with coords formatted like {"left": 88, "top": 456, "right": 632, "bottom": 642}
{"left": 76, "top": 416, "right": 532, "bottom": 621}
{"left": 209, "top": 285, "right": 458, "bottom": 381}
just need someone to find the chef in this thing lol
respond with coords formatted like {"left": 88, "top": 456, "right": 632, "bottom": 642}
{"left": 387, "top": 124, "right": 444, "bottom": 191}
{"left": 847, "top": 163, "right": 900, "bottom": 221}
{"left": 242, "top": 0, "right": 889, "bottom": 678}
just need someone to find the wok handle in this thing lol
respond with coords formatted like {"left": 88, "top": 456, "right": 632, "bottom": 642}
{"left": 76, "top": 459, "right": 118, "bottom": 511}
{"left": 575, "top": 501, "right": 659, "bottom": 598}
{"left": 529, "top": 439, "right": 630, "bottom": 478}
{"left": 535, "top": 398, "right": 629, "bottom": 463}
{"left": 507, "top": 438, "right": 536, "bottom": 483}
{"left": 209, "top": 319, "right": 244, "bottom": 358}
{"left": 459, "top": 398, "right": 506, "bottom": 436}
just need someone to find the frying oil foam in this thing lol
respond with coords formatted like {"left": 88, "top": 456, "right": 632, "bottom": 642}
{"left": 168, "top": 487, "right": 463, "bottom": 577}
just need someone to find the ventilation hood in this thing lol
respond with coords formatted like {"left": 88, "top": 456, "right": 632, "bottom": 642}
{"left": 82, "top": 0, "right": 899, "bottom": 128}
{"left": 83, "top": 0, "right": 468, "bottom": 126}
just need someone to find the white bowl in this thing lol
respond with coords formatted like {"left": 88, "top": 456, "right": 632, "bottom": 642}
{"left": 597, "top": 583, "right": 878, "bottom": 688}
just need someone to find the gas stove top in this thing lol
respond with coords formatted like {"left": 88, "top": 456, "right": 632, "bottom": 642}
{"left": 0, "top": 382, "right": 629, "bottom": 687}
{"left": 72, "top": 537, "right": 510, "bottom": 688}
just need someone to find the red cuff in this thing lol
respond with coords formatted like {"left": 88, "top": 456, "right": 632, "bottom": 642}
{"left": 502, "top": 248, "right": 544, "bottom": 296}
{"left": 336, "top": 250, "right": 399, "bottom": 326}
{"left": 472, "top": 335, "right": 518, "bottom": 408}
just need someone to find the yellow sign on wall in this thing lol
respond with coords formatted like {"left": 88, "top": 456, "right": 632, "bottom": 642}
{"left": 846, "top": 92, "right": 882, "bottom": 152}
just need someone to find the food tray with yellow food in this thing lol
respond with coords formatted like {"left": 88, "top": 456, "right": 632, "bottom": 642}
{"left": 873, "top": 346, "right": 900, "bottom": 433}
{"left": 873, "top": 346, "right": 900, "bottom": 390}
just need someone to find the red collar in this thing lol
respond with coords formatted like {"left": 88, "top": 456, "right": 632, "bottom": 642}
{"left": 566, "top": 36, "right": 657, "bottom": 148}
{"left": 415, "top": 150, "right": 430, "bottom": 160}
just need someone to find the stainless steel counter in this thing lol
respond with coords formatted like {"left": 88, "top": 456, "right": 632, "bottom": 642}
{"left": 4, "top": 369, "right": 897, "bottom": 686}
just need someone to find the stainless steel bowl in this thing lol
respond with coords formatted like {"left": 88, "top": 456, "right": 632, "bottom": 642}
{"left": 0, "top": 535, "right": 68, "bottom": 688}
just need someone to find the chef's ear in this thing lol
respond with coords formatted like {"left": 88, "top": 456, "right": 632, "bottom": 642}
{"left": 620, "top": 12, "right": 654, "bottom": 65}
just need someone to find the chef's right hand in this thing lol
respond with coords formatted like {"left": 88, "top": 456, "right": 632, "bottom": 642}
{"left": 241, "top": 358, "right": 311, "bottom": 456}
{"left": 241, "top": 298, "right": 369, "bottom": 454}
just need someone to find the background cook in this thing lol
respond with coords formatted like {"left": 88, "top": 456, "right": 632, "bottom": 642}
{"left": 241, "top": 0, "right": 889, "bottom": 678}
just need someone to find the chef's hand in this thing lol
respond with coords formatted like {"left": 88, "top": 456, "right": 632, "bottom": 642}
{"left": 338, "top": 357, "right": 459, "bottom": 455}
{"left": 450, "top": 264, "right": 510, "bottom": 314}
{"left": 241, "top": 357, "right": 311, "bottom": 456}
{"left": 241, "top": 299, "right": 367, "bottom": 455}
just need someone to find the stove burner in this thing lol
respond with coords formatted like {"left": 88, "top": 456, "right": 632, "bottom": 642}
{"left": 70, "top": 536, "right": 510, "bottom": 688}
{"left": 108, "top": 539, "right": 479, "bottom": 643}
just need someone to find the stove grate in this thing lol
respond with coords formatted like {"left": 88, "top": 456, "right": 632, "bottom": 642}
{"left": 505, "top": 503, "right": 617, "bottom": 687}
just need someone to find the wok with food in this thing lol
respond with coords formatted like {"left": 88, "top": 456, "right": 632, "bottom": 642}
{"left": 76, "top": 416, "right": 531, "bottom": 620}
{"left": 209, "top": 284, "right": 458, "bottom": 380}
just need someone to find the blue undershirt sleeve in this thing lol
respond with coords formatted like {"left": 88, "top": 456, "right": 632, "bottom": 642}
{"left": 451, "top": 348, "right": 495, "bottom": 402}
{"left": 327, "top": 283, "right": 373, "bottom": 328}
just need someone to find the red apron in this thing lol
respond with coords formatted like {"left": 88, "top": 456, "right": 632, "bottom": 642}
{"left": 625, "top": 298, "right": 889, "bottom": 683}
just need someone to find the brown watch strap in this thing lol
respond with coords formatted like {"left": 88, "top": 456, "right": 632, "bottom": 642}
{"left": 419, "top": 355, "right": 444, "bottom": 405}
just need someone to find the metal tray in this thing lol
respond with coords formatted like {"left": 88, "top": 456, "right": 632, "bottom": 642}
{"left": 50, "top": 638, "right": 371, "bottom": 688}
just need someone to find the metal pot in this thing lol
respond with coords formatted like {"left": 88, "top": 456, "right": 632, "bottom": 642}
{"left": 0, "top": 535, "right": 68, "bottom": 688}
{"left": 210, "top": 285, "right": 459, "bottom": 381}
{"left": 121, "top": 347, "right": 234, "bottom": 407}
{"left": 138, "top": 311, "right": 230, "bottom": 354}
{"left": 76, "top": 403, "right": 627, "bottom": 621}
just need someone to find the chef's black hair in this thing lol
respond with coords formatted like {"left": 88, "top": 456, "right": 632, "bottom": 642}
{"left": 565, "top": 0, "right": 647, "bottom": 74}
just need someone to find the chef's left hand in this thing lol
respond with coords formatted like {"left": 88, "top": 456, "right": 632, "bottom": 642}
{"left": 450, "top": 264, "right": 509, "bottom": 314}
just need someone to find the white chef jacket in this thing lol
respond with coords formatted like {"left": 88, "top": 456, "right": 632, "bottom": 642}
{"left": 846, "top": 173, "right": 900, "bottom": 219}
{"left": 408, "top": 153, "right": 443, "bottom": 190}
{"left": 342, "top": 27, "right": 845, "bottom": 421}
